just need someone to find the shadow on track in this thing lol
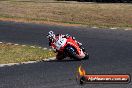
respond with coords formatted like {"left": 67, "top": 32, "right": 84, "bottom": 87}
{"left": 40, "top": 58, "right": 89, "bottom": 64}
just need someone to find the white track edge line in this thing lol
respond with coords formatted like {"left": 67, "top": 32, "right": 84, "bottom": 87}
{"left": 0, "top": 57, "right": 56, "bottom": 67}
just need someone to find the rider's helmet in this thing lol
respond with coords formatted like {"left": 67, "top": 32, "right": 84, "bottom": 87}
{"left": 47, "top": 31, "right": 56, "bottom": 41}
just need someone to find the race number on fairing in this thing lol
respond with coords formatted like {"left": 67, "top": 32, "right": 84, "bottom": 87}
{"left": 55, "top": 37, "right": 67, "bottom": 50}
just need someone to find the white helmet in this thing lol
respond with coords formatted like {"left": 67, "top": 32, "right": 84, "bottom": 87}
{"left": 47, "top": 31, "right": 55, "bottom": 40}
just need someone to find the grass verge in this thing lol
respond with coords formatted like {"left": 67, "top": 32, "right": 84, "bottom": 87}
{"left": 0, "top": 0, "right": 132, "bottom": 28}
{"left": 0, "top": 43, "right": 55, "bottom": 64}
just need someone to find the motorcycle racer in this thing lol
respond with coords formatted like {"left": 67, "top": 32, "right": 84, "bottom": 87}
{"left": 46, "top": 31, "right": 85, "bottom": 60}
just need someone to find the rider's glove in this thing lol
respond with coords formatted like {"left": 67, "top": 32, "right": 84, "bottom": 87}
{"left": 65, "top": 34, "right": 70, "bottom": 38}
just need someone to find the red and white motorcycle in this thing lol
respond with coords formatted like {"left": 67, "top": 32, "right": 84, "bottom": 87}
{"left": 51, "top": 35, "right": 89, "bottom": 60}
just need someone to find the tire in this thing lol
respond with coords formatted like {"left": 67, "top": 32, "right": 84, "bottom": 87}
{"left": 65, "top": 46, "right": 81, "bottom": 60}
{"left": 83, "top": 53, "right": 89, "bottom": 60}
{"left": 81, "top": 46, "right": 89, "bottom": 60}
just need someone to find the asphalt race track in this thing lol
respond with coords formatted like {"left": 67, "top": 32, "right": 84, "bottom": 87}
{"left": 0, "top": 21, "right": 132, "bottom": 88}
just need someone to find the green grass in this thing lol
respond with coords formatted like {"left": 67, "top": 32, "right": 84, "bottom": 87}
{"left": 0, "top": 0, "right": 132, "bottom": 28}
{"left": 0, "top": 43, "right": 55, "bottom": 64}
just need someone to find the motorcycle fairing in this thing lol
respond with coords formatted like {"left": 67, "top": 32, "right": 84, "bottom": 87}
{"left": 55, "top": 35, "right": 67, "bottom": 50}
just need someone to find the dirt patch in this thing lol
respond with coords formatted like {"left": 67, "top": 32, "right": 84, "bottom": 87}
{"left": 0, "top": 1, "right": 132, "bottom": 28}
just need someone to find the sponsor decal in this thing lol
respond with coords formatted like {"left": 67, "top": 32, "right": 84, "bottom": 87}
{"left": 76, "top": 66, "right": 131, "bottom": 85}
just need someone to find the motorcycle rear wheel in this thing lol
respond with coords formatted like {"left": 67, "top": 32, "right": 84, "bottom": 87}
{"left": 83, "top": 52, "right": 89, "bottom": 60}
